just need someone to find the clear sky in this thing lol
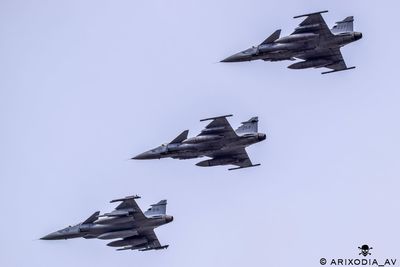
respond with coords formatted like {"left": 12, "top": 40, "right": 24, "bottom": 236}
{"left": 1, "top": 0, "right": 399, "bottom": 266}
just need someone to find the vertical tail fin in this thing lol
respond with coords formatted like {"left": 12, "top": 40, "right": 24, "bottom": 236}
{"left": 235, "top": 117, "right": 258, "bottom": 135}
{"left": 144, "top": 200, "right": 167, "bottom": 217}
{"left": 331, "top": 16, "right": 354, "bottom": 34}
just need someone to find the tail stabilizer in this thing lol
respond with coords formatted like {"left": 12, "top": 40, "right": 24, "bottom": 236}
{"left": 144, "top": 200, "right": 167, "bottom": 217}
{"left": 169, "top": 130, "right": 189, "bottom": 144}
{"left": 236, "top": 117, "right": 258, "bottom": 135}
{"left": 331, "top": 16, "right": 354, "bottom": 33}
{"left": 260, "top": 29, "right": 281, "bottom": 45}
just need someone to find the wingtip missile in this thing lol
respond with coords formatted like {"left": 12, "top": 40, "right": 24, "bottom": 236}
{"left": 321, "top": 66, "right": 355, "bottom": 74}
{"left": 200, "top": 114, "right": 233, "bottom": 122}
{"left": 294, "top": 10, "right": 328, "bottom": 19}
{"left": 139, "top": 245, "right": 169, "bottom": 251}
{"left": 110, "top": 195, "right": 141, "bottom": 203}
{"left": 228, "top": 163, "right": 261, "bottom": 171}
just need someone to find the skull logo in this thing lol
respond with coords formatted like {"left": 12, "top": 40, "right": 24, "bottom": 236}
{"left": 358, "top": 244, "right": 373, "bottom": 257}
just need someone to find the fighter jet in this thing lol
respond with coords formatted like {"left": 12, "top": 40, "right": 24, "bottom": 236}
{"left": 41, "top": 195, "right": 173, "bottom": 251}
{"left": 133, "top": 115, "right": 266, "bottom": 170}
{"left": 221, "top": 11, "right": 362, "bottom": 74}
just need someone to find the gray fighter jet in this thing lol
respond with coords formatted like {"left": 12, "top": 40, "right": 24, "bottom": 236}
{"left": 133, "top": 115, "right": 266, "bottom": 170}
{"left": 41, "top": 196, "right": 173, "bottom": 251}
{"left": 221, "top": 11, "right": 362, "bottom": 74}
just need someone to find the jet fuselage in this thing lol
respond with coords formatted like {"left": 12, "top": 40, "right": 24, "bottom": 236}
{"left": 134, "top": 133, "right": 266, "bottom": 160}
{"left": 41, "top": 215, "right": 173, "bottom": 240}
{"left": 221, "top": 31, "right": 362, "bottom": 63}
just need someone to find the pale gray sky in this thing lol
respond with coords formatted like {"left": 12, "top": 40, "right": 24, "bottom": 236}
{"left": 1, "top": 0, "right": 399, "bottom": 266}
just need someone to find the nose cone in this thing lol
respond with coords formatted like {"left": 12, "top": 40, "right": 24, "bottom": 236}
{"left": 165, "top": 215, "right": 174, "bottom": 223}
{"left": 258, "top": 133, "right": 267, "bottom": 141}
{"left": 132, "top": 151, "right": 158, "bottom": 160}
{"left": 40, "top": 231, "right": 63, "bottom": 240}
{"left": 354, "top": 32, "right": 362, "bottom": 41}
{"left": 220, "top": 52, "right": 250, "bottom": 63}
